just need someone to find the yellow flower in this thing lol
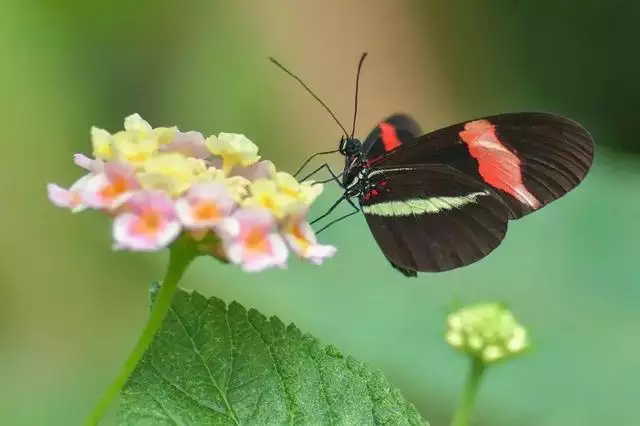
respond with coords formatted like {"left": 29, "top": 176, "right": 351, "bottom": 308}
{"left": 113, "top": 134, "right": 159, "bottom": 166}
{"left": 154, "top": 126, "right": 179, "bottom": 146}
{"left": 275, "top": 172, "right": 324, "bottom": 205}
{"left": 91, "top": 127, "right": 113, "bottom": 160}
{"left": 206, "top": 133, "right": 260, "bottom": 173}
{"left": 123, "top": 114, "right": 177, "bottom": 145}
{"left": 109, "top": 114, "right": 178, "bottom": 166}
{"left": 123, "top": 113, "right": 152, "bottom": 132}
{"left": 199, "top": 166, "right": 225, "bottom": 182}
{"left": 138, "top": 153, "right": 208, "bottom": 196}
{"left": 243, "top": 179, "right": 301, "bottom": 218}
{"left": 49, "top": 112, "right": 339, "bottom": 270}
{"left": 195, "top": 168, "right": 250, "bottom": 202}
{"left": 222, "top": 176, "right": 251, "bottom": 201}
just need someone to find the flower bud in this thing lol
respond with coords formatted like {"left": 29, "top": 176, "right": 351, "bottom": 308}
{"left": 445, "top": 302, "right": 529, "bottom": 364}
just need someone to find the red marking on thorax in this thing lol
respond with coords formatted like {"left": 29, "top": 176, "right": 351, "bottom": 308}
{"left": 379, "top": 122, "right": 402, "bottom": 152}
{"left": 459, "top": 120, "right": 540, "bottom": 209}
{"left": 363, "top": 187, "right": 381, "bottom": 201}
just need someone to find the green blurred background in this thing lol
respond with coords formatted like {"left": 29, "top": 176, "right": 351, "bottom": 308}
{"left": 1, "top": 1, "right": 638, "bottom": 425}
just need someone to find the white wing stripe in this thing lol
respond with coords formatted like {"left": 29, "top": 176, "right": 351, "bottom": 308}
{"left": 362, "top": 191, "right": 488, "bottom": 216}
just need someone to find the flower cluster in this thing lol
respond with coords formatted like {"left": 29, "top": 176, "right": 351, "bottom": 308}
{"left": 48, "top": 114, "right": 336, "bottom": 272}
{"left": 445, "top": 302, "right": 529, "bottom": 364}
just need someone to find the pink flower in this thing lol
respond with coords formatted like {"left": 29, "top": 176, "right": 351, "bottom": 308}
{"left": 223, "top": 208, "right": 288, "bottom": 272}
{"left": 113, "top": 191, "right": 181, "bottom": 251}
{"left": 74, "top": 153, "right": 105, "bottom": 173}
{"left": 159, "top": 131, "right": 210, "bottom": 159}
{"left": 176, "top": 182, "right": 238, "bottom": 236}
{"left": 83, "top": 162, "right": 141, "bottom": 211}
{"left": 230, "top": 160, "right": 276, "bottom": 181}
{"left": 282, "top": 212, "right": 336, "bottom": 265}
{"left": 47, "top": 114, "right": 338, "bottom": 265}
{"left": 206, "top": 156, "right": 223, "bottom": 170}
{"left": 47, "top": 174, "right": 92, "bottom": 213}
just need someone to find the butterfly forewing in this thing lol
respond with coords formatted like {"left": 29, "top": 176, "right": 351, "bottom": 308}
{"left": 360, "top": 164, "right": 512, "bottom": 274}
{"left": 362, "top": 112, "right": 595, "bottom": 219}
{"left": 361, "top": 114, "right": 422, "bottom": 162}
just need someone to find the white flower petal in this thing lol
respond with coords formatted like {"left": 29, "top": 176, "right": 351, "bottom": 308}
{"left": 82, "top": 174, "right": 111, "bottom": 208}
{"left": 305, "top": 244, "right": 337, "bottom": 265}
{"left": 215, "top": 217, "right": 240, "bottom": 238}
{"left": 47, "top": 184, "right": 74, "bottom": 208}
{"left": 267, "top": 234, "right": 289, "bottom": 268}
{"left": 225, "top": 242, "right": 245, "bottom": 265}
{"left": 73, "top": 154, "right": 95, "bottom": 171}
{"left": 175, "top": 197, "right": 197, "bottom": 227}
{"left": 241, "top": 253, "right": 281, "bottom": 273}
{"left": 153, "top": 220, "right": 182, "bottom": 250}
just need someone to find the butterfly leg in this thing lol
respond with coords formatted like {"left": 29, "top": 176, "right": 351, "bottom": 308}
{"left": 299, "top": 163, "right": 344, "bottom": 186}
{"left": 314, "top": 207, "right": 360, "bottom": 234}
{"left": 310, "top": 193, "right": 349, "bottom": 225}
{"left": 293, "top": 149, "right": 340, "bottom": 178}
{"left": 310, "top": 193, "right": 360, "bottom": 233}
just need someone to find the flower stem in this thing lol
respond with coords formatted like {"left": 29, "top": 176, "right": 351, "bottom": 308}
{"left": 84, "top": 244, "right": 198, "bottom": 426}
{"left": 451, "top": 356, "right": 487, "bottom": 426}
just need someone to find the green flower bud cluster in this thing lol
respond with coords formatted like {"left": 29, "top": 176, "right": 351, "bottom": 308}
{"left": 446, "top": 302, "right": 529, "bottom": 363}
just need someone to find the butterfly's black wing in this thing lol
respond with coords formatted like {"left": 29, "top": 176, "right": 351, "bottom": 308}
{"left": 360, "top": 164, "right": 512, "bottom": 275}
{"left": 362, "top": 112, "right": 594, "bottom": 219}
{"left": 361, "top": 114, "right": 422, "bottom": 160}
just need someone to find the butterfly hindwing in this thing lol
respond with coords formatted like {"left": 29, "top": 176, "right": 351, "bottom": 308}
{"left": 362, "top": 112, "right": 594, "bottom": 219}
{"left": 360, "top": 164, "right": 512, "bottom": 274}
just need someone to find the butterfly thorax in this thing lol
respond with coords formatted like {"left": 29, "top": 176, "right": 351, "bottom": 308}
{"left": 339, "top": 136, "right": 364, "bottom": 187}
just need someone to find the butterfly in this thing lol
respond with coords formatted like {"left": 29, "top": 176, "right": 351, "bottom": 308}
{"left": 338, "top": 111, "right": 594, "bottom": 276}
{"left": 270, "top": 53, "right": 595, "bottom": 276}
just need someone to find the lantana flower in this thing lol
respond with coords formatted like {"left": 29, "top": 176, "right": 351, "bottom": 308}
{"left": 206, "top": 132, "right": 260, "bottom": 173}
{"left": 113, "top": 191, "right": 181, "bottom": 252}
{"left": 282, "top": 210, "right": 336, "bottom": 264}
{"left": 83, "top": 162, "right": 141, "bottom": 211}
{"left": 47, "top": 174, "right": 93, "bottom": 213}
{"left": 243, "top": 179, "right": 302, "bottom": 219}
{"left": 48, "top": 113, "right": 336, "bottom": 272}
{"left": 223, "top": 207, "right": 288, "bottom": 272}
{"left": 275, "top": 171, "right": 324, "bottom": 205}
{"left": 176, "top": 182, "right": 239, "bottom": 238}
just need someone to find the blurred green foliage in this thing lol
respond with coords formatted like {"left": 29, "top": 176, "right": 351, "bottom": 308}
{"left": 1, "top": 1, "right": 637, "bottom": 425}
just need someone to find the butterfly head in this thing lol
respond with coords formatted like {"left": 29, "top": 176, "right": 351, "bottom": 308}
{"left": 339, "top": 135, "right": 361, "bottom": 156}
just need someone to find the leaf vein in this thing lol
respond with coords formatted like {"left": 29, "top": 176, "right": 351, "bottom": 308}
{"left": 193, "top": 297, "right": 215, "bottom": 337}
{"left": 247, "top": 389, "right": 267, "bottom": 423}
{"left": 148, "top": 362, "right": 229, "bottom": 420}
{"left": 169, "top": 305, "right": 240, "bottom": 425}
{"left": 344, "top": 361, "right": 377, "bottom": 425}
{"left": 224, "top": 304, "right": 235, "bottom": 394}
{"left": 306, "top": 345, "right": 334, "bottom": 425}
{"left": 246, "top": 316, "right": 295, "bottom": 424}
{"left": 143, "top": 387, "right": 183, "bottom": 426}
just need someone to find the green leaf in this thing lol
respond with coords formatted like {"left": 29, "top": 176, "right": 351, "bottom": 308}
{"left": 119, "top": 288, "right": 428, "bottom": 426}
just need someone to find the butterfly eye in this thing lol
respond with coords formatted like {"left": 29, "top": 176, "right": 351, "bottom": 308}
{"left": 344, "top": 138, "right": 361, "bottom": 155}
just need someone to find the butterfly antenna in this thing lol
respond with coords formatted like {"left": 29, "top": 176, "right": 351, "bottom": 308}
{"left": 269, "top": 57, "right": 349, "bottom": 136}
{"left": 350, "top": 52, "right": 368, "bottom": 138}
